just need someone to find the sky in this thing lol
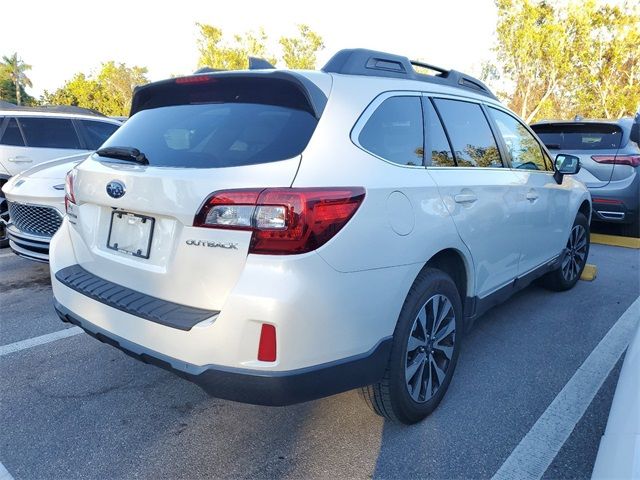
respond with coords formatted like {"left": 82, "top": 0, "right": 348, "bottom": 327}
{"left": 1, "top": 0, "right": 498, "bottom": 98}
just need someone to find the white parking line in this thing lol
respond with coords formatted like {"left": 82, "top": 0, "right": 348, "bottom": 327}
{"left": 0, "top": 461, "right": 14, "bottom": 480}
{"left": 0, "top": 252, "right": 15, "bottom": 258}
{"left": 0, "top": 327, "right": 83, "bottom": 357}
{"left": 492, "top": 296, "right": 640, "bottom": 480}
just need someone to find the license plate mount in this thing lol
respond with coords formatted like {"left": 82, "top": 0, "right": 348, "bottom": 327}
{"left": 107, "top": 211, "right": 155, "bottom": 259}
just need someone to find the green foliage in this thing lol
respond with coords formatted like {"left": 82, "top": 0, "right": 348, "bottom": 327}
{"left": 279, "top": 24, "right": 325, "bottom": 69}
{"left": 1, "top": 52, "right": 33, "bottom": 106}
{"left": 486, "top": 0, "right": 640, "bottom": 122}
{"left": 41, "top": 62, "right": 149, "bottom": 116}
{"left": 196, "top": 23, "right": 324, "bottom": 70}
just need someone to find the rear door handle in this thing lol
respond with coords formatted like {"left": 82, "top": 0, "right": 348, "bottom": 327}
{"left": 454, "top": 193, "right": 478, "bottom": 204}
{"left": 526, "top": 190, "right": 539, "bottom": 202}
{"left": 8, "top": 155, "right": 32, "bottom": 163}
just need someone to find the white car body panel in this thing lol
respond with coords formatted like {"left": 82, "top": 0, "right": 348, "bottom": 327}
{"left": 592, "top": 322, "right": 640, "bottom": 479}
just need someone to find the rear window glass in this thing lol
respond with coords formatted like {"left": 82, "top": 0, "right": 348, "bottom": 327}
{"left": 18, "top": 117, "right": 81, "bottom": 149}
{"left": 0, "top": 118, "right": 25, "bottom": 146}
{"left": 100, "top": 78, "right": 318, "bottom": 168}
{"left": 531, "top": 124, "right": 623, "bottom": 150}
{"left": 81, "top": 120, "right": 120, "bottom": 150}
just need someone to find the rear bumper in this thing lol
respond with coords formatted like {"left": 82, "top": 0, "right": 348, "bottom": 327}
{"left": 54, "top": 300, "right": 392, "bottom": 406}
{"left": 7, "top": 224, "right": 51, "bottom": 262}
{"left": 590, "top": 173, "right": 639, "bottom": 224}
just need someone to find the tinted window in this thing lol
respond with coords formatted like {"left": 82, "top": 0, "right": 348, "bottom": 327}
{"left": 433, "top": 99, "right": 502, "bottom": 168}
{"left": 18, "top": 117, "right": 81, "bottom": 149}
{"left": 358, "top": 96, "right": 424, "bottom": 166}
{"left": 489, "top": 108, "right": 548, "bottom": 171}
{"left": 81, "top": 120, "right": 120, "bottom": 150}
{"left": 0, "top": 118, "right": 25, "bottom": 146}
{"left": 424, "top": 99, "right": 454, "bottom": 167}
{"left": 531, "top": 124, "right": 623, "bottom": 150}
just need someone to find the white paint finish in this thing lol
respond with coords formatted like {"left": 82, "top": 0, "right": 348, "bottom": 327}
{"left": 592, "top": 307, "right": 640, "bottom": 479}
{"left": 0, "top": 327, "right": 82, "bottom": 357}
{"left": 0, "top": 461, "right": 14, "bottom": 480}
{"left": 492, "top": 296, "right": 640, "bottom": 480}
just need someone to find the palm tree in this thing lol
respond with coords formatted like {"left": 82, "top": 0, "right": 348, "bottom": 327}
{"left": 1, "top": 53, "right": 32, "bottom": 105}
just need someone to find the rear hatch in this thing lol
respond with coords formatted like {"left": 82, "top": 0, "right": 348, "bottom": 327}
{"left": 531, "top": 122, "right": 624, "bottom": 188}
{"left": 67, "top": 73, "right": 327, "bottom": 311}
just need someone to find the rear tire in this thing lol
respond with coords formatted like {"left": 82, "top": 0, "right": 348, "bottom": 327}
{"left": 540, "top": 213, "right": 590, "bottom": 291}
{"left": 360, "top": 268, "right": 462, "bottom": 424}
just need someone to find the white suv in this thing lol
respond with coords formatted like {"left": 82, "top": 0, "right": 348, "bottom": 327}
{"left": 50, "top": 49, "right": 591, "bottom": 424}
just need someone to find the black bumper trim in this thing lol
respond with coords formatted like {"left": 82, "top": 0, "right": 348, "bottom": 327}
{"left": 55, "top": 264, "right": 219, "bottom": 331}
{"left": 54, "top": 300, "right": 393, "bottom": 406}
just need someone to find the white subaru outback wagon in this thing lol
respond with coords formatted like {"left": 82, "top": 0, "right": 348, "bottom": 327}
{"left": 50, "top": 49, "right": 591, "bottom": 424}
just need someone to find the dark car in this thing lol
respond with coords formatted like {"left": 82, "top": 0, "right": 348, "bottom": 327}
{"left": 531, "top": 115, "right": 640, "bottom": 236}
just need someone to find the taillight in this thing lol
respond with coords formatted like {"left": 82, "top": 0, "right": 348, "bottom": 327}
{"left": 591, "top": 155, "right": 640, "bottom": 167}
{"left": 64, "top": 169, "right": 77, "bottom": 212}
{"left": 194, "top": 187, "right": 366, "bottom": 254}
{"left": 174, "top": 75, "right": 215, "bottom": 85}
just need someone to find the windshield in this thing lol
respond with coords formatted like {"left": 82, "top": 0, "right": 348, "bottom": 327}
{"left": 531, "top": 124, "right": 623, "bottom": 150}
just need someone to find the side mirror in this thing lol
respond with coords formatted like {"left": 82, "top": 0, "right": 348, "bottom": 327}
{"left": 553, "top": 154, "right": 580, "bottom": 184}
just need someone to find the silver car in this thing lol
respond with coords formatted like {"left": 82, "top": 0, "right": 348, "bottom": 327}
{"left": 531, "top": 115, "right": 640, "bottom": 236}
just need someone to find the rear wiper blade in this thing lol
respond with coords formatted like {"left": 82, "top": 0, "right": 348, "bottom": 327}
{"left": 96, "top": 146, "right": 149, "bottom": 165}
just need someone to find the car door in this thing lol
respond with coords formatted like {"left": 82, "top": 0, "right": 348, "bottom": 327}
{"left": 425, "top": 96, "right": 522, "bottom": 298}
{"left": 1, "top": 116, "right": 88, "bottom": 176}
{"left": 487, "top": 107, "right": 570, "bottom": 274}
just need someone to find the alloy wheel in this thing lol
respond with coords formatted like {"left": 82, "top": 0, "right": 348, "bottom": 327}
{"left": 405, "top": 294, "right": 456, "bottom": 403}
{"left": 561, "top": 224, "right": 587, "bottom": 282}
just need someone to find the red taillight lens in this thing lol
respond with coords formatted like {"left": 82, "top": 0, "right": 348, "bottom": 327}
{"left": 194, "top": 187, "right": 366, "bottom": 254}
{"left": 64, "top": 169, "right": 77, "bottom": 212}
{"left": 257, "top": 324, "right": 277, "bottom": 362}
{"left": 591, "top": 155, "right": 640, "bottom": 167}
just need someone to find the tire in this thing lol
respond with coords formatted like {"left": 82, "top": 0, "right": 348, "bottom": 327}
{"left": 0, "top": 187, "right": 9, "bottom": 249}
{"left": 540, "top": 212, "right": 590, "bottom": 291}
{"left": 360, "top": 268, "right": 462, "bottom": 424}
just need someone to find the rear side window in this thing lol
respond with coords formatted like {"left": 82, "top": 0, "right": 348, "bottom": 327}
{"left": 358, "top": 96, "right": 424, "bottom": 166}
{"left": 424, "top": 99, "right": 454, "bottom": 167}
{"left": 101, "top": 77, "right": 319, "bottom": 168}
{"left": 80, "top": 120, "right": 120, "bottom": 150}
{"left": 0, "top": 118, "right": 25, "bottom": 146}
{"left": 433, "top": 99, "right": 502, "bottom": 168}
{"left": 18, "top": 117, "right": 82, "bottom": 149}
{"left": 489, "top": 108, "right": 549, "bottom": 171}
{"left": 531, "top": 124, "right": 623, "bottom": 150}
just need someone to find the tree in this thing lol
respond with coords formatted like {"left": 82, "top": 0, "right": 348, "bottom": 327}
{"left": 41, "top": 62, "right": 148, "bottom": 116}
{"left": 279, "top": 24, "right": 325, "bottom": 69}
{"left": 485, "top": 0, "right": 640, "bottom": 122}
{"left": 1, "top": 53, "right": 33, "bottom": 106}
{"left": 196, "top": 23, "right": 277, "bottom": 70}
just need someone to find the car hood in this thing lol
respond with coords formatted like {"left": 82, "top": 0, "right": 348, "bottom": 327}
{"left": 16, "top": 152, "right": 93, "bottom": 180}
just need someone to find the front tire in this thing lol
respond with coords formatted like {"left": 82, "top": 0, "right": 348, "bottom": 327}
{"left": 360, "top": 268, "right": 462, "bottom": 424}
{"left": 540, "top": 212, "right": 590, "bottom": 291}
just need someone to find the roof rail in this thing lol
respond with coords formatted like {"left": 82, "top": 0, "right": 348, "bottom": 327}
{"left": 321, "top": 48, "right": 497, "bottom": 100}
{"left": 0, "top": 104, "right": 107, "bottom": 116}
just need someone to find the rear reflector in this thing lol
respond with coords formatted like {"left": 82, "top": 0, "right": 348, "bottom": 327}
{"left": 194, "top": 187, "right": 366, "bottom": 254}
{"left": 591, "top": 155, "right": 640, "bottom": 167}
{"left": 258, "top": 324, "right": 277, "bottom": 362}
{"left": 592, "top": 197, "right": 623, "bottom": 205}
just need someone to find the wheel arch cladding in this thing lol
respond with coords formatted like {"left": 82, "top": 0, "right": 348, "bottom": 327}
{"left": 424, "top": 248, "right": 469, "bottom": 305}
{"left": 578, "top": 199, "right": 591, "bottom": 223}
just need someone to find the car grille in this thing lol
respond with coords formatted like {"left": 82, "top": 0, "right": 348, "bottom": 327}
{"left": 8, "top": 202, "right": 63, "bottom": 237}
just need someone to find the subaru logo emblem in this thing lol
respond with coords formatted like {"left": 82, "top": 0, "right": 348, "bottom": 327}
{"left": 106, "top": 180, "right": 126, "bottom": 199}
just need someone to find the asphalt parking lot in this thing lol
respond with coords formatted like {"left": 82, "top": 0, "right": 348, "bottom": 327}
{"left": 1, "top": 241, "right": 639, "bottom": 480}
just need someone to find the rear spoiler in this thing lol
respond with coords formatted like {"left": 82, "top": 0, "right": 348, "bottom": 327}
{"left": 130, "top": 71, "right": 327, "bottom": 119}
